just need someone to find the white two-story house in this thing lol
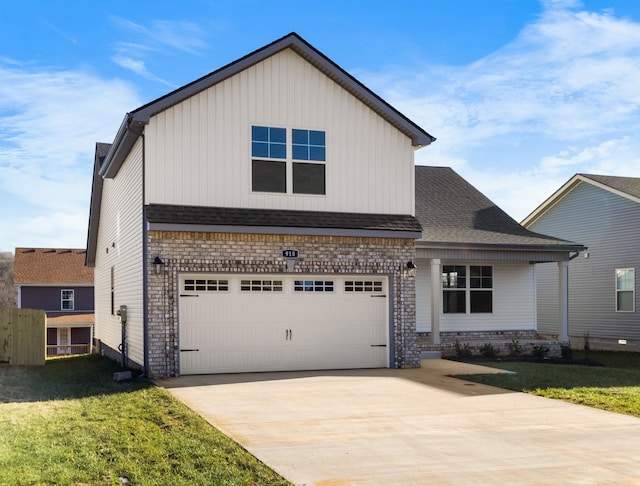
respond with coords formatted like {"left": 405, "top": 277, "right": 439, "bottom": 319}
{"left": 86, "top": 32, "right": 436, "bottom": 378}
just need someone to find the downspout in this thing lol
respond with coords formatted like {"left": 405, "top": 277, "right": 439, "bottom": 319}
{"left": 139, "top": 130, "right": 149, "bottom": 378}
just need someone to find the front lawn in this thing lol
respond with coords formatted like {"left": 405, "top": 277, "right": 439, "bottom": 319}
{"left": 0, "top": 355, "right": 290, "bottom": 486}
{"left": 455, "top": 350, "right": 640, "bottom": 418}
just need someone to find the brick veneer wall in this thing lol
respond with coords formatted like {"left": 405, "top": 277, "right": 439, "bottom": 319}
{"left": 146, "top": 230, "right": 418, "bottom": 378}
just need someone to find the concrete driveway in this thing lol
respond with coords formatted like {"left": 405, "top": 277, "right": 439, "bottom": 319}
{"left": 157, "top": 360, "right": 640, "bottom": 485}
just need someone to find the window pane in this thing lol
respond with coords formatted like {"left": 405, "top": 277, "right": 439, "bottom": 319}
{"left": 470, "top": 266, "right": 492, "bottom": 288}
{"left": 309, "top": 146, "right": 325, "bottom": 161}
{"left": 292, "top": 144, "right": 308, "bottom": 160}
{"left": 471, "top": 291, "right": 493, "bottom": 313}
{"left": 616, "top": 269, "right": 634, "bottom": 291}
{"left": 252, "top": 160, "right": 286, "bottom": 193}
{"left": 292, "top": 129, "right": 308, "bottom": 144}
{"left": 309, "top": 130, "right": 325, "bottom": 145}
{"left": 617, "top": 291, "right": 634, "bottom": 312}
{"left": 252, "top": 141, "right": 268, "bottom": 158}
{"left": 292, "top": 129, "right": 326, "bottom": 161}
{"left": 443, "top": 290, "right": 465, "bottom": 313}
{"left": 252, "top": 125, "right": 268, "bottom": 141}
{"left": 293, "top": 163, "right": 325, "bottom": 195}
{"left": 270, "top": 127, "right": 286, "bottom": 143}
{"left": 270, "top": 142, "right": 286, "bottom": 159}
{"left": 442, "top": 266, "right": 466, "bottom": 288}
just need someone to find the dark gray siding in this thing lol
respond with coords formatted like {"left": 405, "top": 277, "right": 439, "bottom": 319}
{"left": 21, "top": 286, "right": 94, "bottom": 314}
{"left": 529, "top": 181, "right": 640, "bottom": 340}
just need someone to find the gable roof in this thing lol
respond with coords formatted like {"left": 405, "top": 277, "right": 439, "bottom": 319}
{"left": 14, "top": 248, "right": 93, "bottom": 286}
{"left": 99, "top": 32, "right": 435, "bottom": 179}
{"left": 522, "top": 173, "right": 640, "bottom": 227}
{"left": 415, "top": 166, "right": 584, "bottom": 251}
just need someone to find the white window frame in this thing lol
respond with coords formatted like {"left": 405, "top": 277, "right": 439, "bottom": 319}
{"left": 251, "top": 125, "right": 326, "bottom": 196}
{"left": 442, "top": 265, "right": 493, "bottom": 314}
{"left": 615, "top": 268, "right": 635, "bottom": 313}
{"left": 61, "top": 289, "right": 74, "bottom": 310}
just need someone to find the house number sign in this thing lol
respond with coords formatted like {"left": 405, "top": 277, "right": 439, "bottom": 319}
{"left": 282, "top": 249, "right": 299, "bottom": 259}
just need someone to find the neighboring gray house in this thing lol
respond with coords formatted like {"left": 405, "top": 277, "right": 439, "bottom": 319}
{"left": 413, "top": 166, "right": 585, "bottom": 354}
{"left": 523, "top": 174, "right": 640, "bottom": 351}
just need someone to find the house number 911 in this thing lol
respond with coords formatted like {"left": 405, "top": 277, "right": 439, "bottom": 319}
{"left": 282, "top": 249, "right": 299, "bottom": 259}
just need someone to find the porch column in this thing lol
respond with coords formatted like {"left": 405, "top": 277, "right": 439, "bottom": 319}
{"left": 558, "top": 261, "right": 569, "bottom": 342}
{"left": 430, "top": 258, "right": 441, "bottom": 345}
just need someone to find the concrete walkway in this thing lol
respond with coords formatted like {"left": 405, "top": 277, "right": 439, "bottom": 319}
{"left": 157, "top": 360, "right": 640, "bottom": 485}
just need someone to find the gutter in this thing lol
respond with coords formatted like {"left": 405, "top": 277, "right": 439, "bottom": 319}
{"left": 99, "top": 114, "right": 145, "bottom": 179}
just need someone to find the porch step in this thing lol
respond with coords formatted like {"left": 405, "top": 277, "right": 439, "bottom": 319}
{"left": 420, "top": 350, "right": 442, "bottom": 359}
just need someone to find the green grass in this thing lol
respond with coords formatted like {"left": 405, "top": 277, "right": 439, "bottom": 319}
{"left": 0, "top": 355, "right": 291, "bottom": 486}
{"left": 455, "top": 350, "right": 640, "bottom": 418}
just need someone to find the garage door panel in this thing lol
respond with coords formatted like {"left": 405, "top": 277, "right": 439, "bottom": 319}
{"left": 179, "top": 274, "right": 389, "bottom": 374}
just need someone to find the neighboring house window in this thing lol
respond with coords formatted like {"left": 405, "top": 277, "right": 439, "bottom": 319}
{"left": 442, "top": 265, "right": 493, "bottom": 314}
{"left": 61, "top": 289, "right": 74, "bottom": 310}
{"left": 616, "top": 268, "right": 635, "bottom": 312}
{"left": 251, "top": 125, "right": 326, "bottom": 195}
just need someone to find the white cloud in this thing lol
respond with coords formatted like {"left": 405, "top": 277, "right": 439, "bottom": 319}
{"left": 0, "top": 61, "right": 141, "bottom": 250}
{"left": 370, "top": 1, "right": 640, "bottom": 220}
{"left": 109, "top": 16, "right": 208, "bottom": 81}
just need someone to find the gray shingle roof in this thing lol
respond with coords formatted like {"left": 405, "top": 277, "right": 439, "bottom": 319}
{"left": 579, "top": 174, "right": 640, "bottom": 200}
{"left": 415, "top": 166, "right": 583, "bottom": 249}
{"left": 146, "top": 204, "right": 423, "bottom": 234}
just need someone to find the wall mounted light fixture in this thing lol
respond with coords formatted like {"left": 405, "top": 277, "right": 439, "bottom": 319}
{"left": 153, "top": 256, "right": 164, "bottom": 274}
{"left": 406, "top": 261, "right": 417, "bottom": 278}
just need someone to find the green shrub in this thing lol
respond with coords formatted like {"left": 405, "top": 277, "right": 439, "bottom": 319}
{"left": 479, "top": 342, "right": 498, "bottom": 358}
{"left": 508, "top": 339, "right": 523, "bottom": 357}
{"left": 561, "top": 344, "right": 573, "bottom": 359}
{"left": 454, "top": 339, "right": 473, "bottom": 358}
{"left": 532, "top": 344, "right": 549, "bottom": 358}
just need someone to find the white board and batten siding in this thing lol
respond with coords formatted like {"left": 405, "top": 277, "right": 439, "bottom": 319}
{"left": 528, "top": 181, "right": 640, "bottom": 340}
{"left": 415, "top": 260, "right": 536, "bottom": 332}
{"left": 178, "top": 274, "right": 389, "bottom": 374}
{"left": 144, "top": 48, "right": 415, "bottom": 216}
{"left": 94, "top": 139, "right": 145, "bottom": 366}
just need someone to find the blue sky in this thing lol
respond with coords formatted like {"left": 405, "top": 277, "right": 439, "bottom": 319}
{"left": 1, "top": 0, "right": 639, "bottom": 252}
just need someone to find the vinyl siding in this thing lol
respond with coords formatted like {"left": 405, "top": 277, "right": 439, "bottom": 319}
{"left": 20, "top": 286, "right": 94, "bottom": 313}
{"left": 528, "top": 181, "right": 640, "bottom": 340}
{"left": 415, "top": 260, "right": 535, "bottom": 332}
{"left": 94, "top": 139, "right": 145, "bottom": 366}
{"left": 144, "top": 48, "right": 415, "bottom": 215}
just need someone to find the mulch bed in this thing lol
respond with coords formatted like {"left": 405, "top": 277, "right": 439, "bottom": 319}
{"left": 446, "top": 356, "right": 605, "bottom": 367}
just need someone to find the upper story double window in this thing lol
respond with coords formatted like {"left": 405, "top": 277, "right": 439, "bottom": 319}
{"left": 251, "top": 125, "right": 326, "bottom": 195}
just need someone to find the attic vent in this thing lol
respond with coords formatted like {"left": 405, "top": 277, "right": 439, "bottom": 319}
{"left": 44, "top": 249, "right": 56, "bottom": 253}
{"left": 60, "top": 249, "right": 71, "bottom": 254}
{"left": 23, "top": 249, "right": 35, "bottom": 253}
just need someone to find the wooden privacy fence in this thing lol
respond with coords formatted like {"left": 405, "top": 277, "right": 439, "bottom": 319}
{"left": 0, "top": 308, "right": 45, "bottom": 366}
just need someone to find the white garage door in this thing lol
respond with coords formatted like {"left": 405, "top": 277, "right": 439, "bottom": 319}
{"left": 179, "top": 274, "right": 389, "bottom": 374}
